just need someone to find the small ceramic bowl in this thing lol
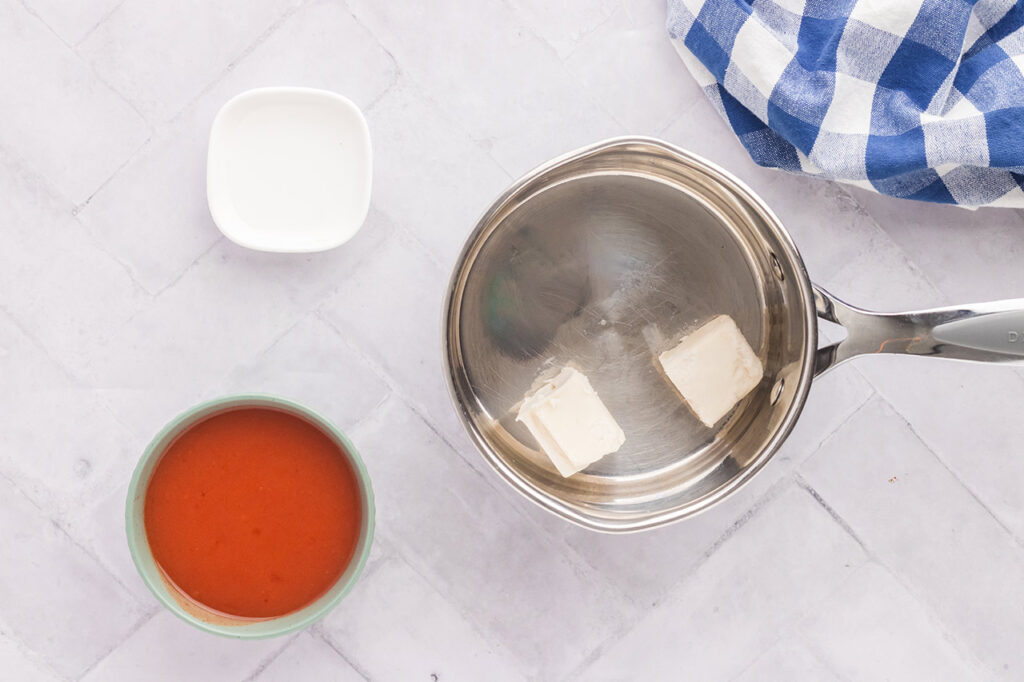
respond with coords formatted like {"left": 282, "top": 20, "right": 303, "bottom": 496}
{"left": 125, "top": 395, "right": 375, "bottom": 638}
{"left": 207, "top": 87, "right": 372, "bottom": 252}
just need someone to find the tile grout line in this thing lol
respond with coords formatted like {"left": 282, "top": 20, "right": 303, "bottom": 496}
{"left": 80, "top": 0, "right": 314, "bottom": 131}
{"left": 347, "top": 3, "right": 404, "bottom": 114}
{"left": 361, "top": 73, "right": 402, "bottom": 119}
{"left": 72, "top": 0, "right": 128, "bottom": 48}
{"left": 1, "top": 633, "right": 71, "bottom": 682}
{"left": 63, "top": 1, "right": 411, "bottom": 301}
{"left": 867, "top": 562, "right": 997, "bottom": 680}
{"left": 321, "top": 283, "right": 882, "bottom": 676}
{"left": 828, "top": 181, "right": 955, "bottom": 306}
{"left": 379, "top": 208, "right": 448, "bottom": 273}
{"left": 15, "top": 0, "right": 73, "bottom": 48}
{"left": 72, "top": 48, "right": 154, "bottom": 131}
{"left": 829, "top": 169, "right": 1024, "bottom": 556}
{"left": 305, "top": 543, "right": 392, "bottom": 682}
{"left": 733, "top": 479, "right": 980, "bottom": 682}
{"left": 498, "top": 0, "right": 630, "bottom": 131}
{"left": 148, "top": 237, "right": 225, "bottom": 299}
{"left": 693, "top": 474, "right": 792, "bottom": 563}
{"left": 292, "top": 550, "right": 393, "bottom": 682}
{"left": 567, "top": 477, "right": 795, "bottom": 680}
{"left": 239, "top": 633, "right": 302, "bottom": 682}
{"left": 313, "top": 313, "right": 435, "bottom": 423}
{"left": 159, "top": 0, "right": 317, "bottom": 129}
{"left": 0, "top": 306, "right": 83, "bottom": 388}
{"left": 723, "top": 528, "right": 867, "bottom": 682}
{"left": 316, "top": 307, "right": 583, "bottom": 562}
{"left": 656, "top": 94, "right": 709, "bottom": 138}
{"left": 343, "top": 394, "right": 393, "bottom": 434}
{"left": 789, "top": 385, "right": 875, "bottom": 464}
{"left": 314, "top": 629, "right": 373, "bottom": 681}
{"left": 815, "top": 179, "right": 1024, "bottom": 536}
{"left": 796, "top": 472, "right": 999, "bottom": 679}
{"left": 317, "top": 305, "right": 617, "bottom": 677}
{"left": 232, "top": 317, "right": 306, "bottom": 370}
{"left": 316, "top": 324, "right": 611, "bottom": 599}
{"left": 364, "top": 383, "right": 659, "bottom": 626}
{"left": 356, "top": 525, "right": 535, "bottom": 679}
{"left": 51, "top": 514, "right": 154, "bottom": 614}
{"left": 553, "top": 4, "right": 622, "bottom": 61}
{"left": 338, "top": 0, "right": 534, "bottom": 181}
{"left": 795, "top": 403, "right": 1002, "bottom": 679}
{"left": 588, "top": 396, "right": 878, "bottom": 681}
{"left": 45, "top": 0, "right": 307, "bottom": 159}
{"left": 847, "top": 367, "right": 1024, "bottom": 553}
{"left": 793, "top": 474, "right": 870, "bottom": 557}
{"left": 0, "top": 138, "right": 157, "bottom": 301}
{"left": 45, "top": 0, "right": 153, "bottom": 127}
{"left": 73, "top": 609, "right": 158, "bottom": 680}
{"left": 873, "top": 391, "right": 1024, "bottom": 553}
{"left": 728, "top": 632, "right": 852, "bottom": 682}
{"left": 0, "top": 320, "right": 178, "bottom": 616}
{"left": 0, "top": 469, "right": 152, "bottom": 682}
{"left": 72, "top": 213, "right": 154, "bottom": 301}
{"left": 72, "top": 133, "right": 154, "bottom": 218}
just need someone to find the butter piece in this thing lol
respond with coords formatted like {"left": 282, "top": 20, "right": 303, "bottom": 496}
{"left": 658, "top": 315, "right": 763, "bottom": 427}
{"left": 516, "top": 367, "right": 625, "bottom": 477}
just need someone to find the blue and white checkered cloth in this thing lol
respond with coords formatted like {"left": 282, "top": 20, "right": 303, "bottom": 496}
{"left": 667, "top": 0, "right": 1024, "bottom": 207}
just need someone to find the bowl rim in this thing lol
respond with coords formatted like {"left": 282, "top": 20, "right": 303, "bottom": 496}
{"left": 206, "top": 86, "right": 373, "bottom": 253}
{"left": 125, "top": 393, "right": 375, "bottom": 638}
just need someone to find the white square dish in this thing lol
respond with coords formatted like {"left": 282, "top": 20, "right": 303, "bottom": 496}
{"left": 207, "top": 87, "right": 372, "bottom": 252}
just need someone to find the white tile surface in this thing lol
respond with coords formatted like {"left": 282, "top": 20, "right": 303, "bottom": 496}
{"left": 81, "top": 612, "right": 288, "bottom": 681}
{"left": 0, "top": 0, "right": 150, "bottom": 204}
{"left": 0, "top": 475, "right": 145, "bottom": 679}
{"left": 0, "top": 630, "right": 62, "bottom": 682}
{"left": 4, "top": 1, "right": 1024, "bottom": 679}
{"left": 76, "top": 212, "right": 391, "bottom": 430}
{"left": 252, "top": 633, "right": 363, "bottom": 682}
{"left": 507, "top": 0, "right": 621, "bottom": 58}
{"left": 854, "top": 357, "right": 1024, "bottom": 540}
{"left": 59, "top": 479, "right": 154, "bottom": 604}
{"left": 802, "top": 398, "right": 1024, "bottom": 679}
{"left": 576, "top": 485, "right": 867, "bottom": 680}
{"left": 346, "top": 0, "right": 623, "bottom": 178}
{"left": 220, "top": 314, "right": 391, "bottom": 431}
{"left": 563, "top": 4, "right": 699, "bottom": 133}
{"left": 733, "top": 639, "right": 842, "bottom": 682}
{"left": 77, "top": 0, "right": 398, "bottom": 294}
{"left": 0, "top": 157, "right": 148, "bottom": 371}
{"left": 347, "top": 396, "right": 637, "bottom": 678}
{"left": 846, "top": 186, "right": 1024, "bottom": 302}
{"left": 0, "top": 312, "right": 138, "bottom": 516}
{"left": 319, "top": 228, "right": 453, "bottom": 429}
{"left": 512, "top": 364, "right": 874, "bottom": 610}
{"left": 19, "top": 0, "right": 124, "bottom": 46}
{"left": 797, "top": 563, "right": 983, "bottom": 681}
{"left": 321, "top": 555, "right": 524, "bottom": 681}
{"left": 76, "top": 0, "right": 303, "bottom": 122}
{"left": 365, "top": 79, "right": 512, "bottom": 269}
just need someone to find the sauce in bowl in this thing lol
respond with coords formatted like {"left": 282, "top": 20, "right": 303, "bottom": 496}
{"left": 144, "top": 407, "right": 362, "bottom": 618}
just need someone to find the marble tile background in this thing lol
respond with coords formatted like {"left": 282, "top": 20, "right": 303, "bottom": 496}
{"left": 2, "top": 0, "right": 1023, "bottom": 679}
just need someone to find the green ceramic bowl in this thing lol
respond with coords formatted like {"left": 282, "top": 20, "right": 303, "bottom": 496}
{"left": 125, "top": 394, "right": 375, "bottom": 638}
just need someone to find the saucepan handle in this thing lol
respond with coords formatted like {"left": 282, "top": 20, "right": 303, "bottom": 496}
{"left": 813, "top": 285, "right": 1024, "bottom": 376}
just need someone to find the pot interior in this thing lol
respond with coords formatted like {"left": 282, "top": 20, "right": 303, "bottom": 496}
{"left": 446, "top": 139, "right": 815, "bottom": 531}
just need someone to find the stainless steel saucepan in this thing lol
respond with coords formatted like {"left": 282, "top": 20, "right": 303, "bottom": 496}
{"left": 444, "top": 137, "right": 1024, "bottom": 533}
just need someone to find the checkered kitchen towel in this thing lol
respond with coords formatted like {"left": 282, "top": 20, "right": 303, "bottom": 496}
{"left": 667, "top": 0, "right": 1024, "bottom": 207}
